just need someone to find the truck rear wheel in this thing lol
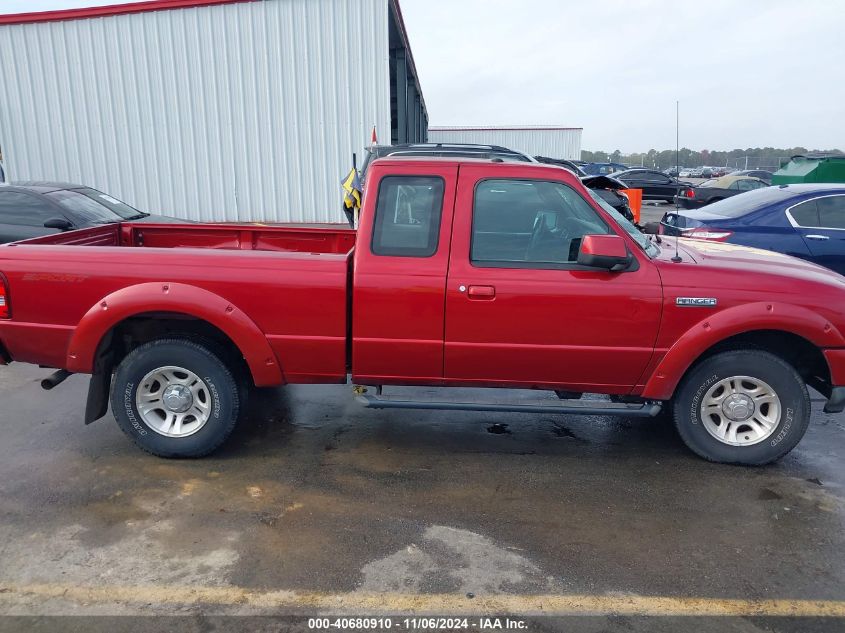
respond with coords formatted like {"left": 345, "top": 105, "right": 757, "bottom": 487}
{"left": 673, "top": 350, "right": 810, "bottom": 465}
{"left": 110, "top": 339, "right": 240, "bottom": 457}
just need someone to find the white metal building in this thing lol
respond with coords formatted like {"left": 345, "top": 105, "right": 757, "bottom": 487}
{"left": 428, "top": 126, "right": 582, "bottom": 161}
{"left": 0, "top": 0, "right": 428, "bottom": 223}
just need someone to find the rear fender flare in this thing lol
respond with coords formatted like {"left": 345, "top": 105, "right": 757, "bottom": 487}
{"left": 66, "top": 282, "right": 283, "bottom": 386}
{"left": 641, "top": 301, "right": 845, "bottom": 400}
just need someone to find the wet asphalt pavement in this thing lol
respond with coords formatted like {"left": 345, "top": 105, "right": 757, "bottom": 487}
{"left": 1, "top": 361, "right": 844, "bottom": 631}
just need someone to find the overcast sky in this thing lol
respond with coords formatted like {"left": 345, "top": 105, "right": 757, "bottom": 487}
{"left": 2, "top": 0, "right": 843, "bottom": 152}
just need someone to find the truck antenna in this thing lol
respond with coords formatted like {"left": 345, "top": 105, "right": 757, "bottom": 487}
{"left": 672, "top": 232, "right": 682, "bottom": 263}
{"left": 672, "top": 100, "right": 682, "bottom": 263}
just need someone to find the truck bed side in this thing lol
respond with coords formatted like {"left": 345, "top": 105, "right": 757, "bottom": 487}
{"left": 0, "top": 223, "right": 356, "bottom": 384}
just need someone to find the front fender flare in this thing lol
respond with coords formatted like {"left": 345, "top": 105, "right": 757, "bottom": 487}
{"left": 641, "top": 301, "right": 845, "bottom": 400}
{"left": 66, "top": 282, "right": 284, "bottom": 386}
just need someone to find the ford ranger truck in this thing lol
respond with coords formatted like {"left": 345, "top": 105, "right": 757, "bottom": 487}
{"left": 2, "top": 157, "right": 845, "bottom": 465}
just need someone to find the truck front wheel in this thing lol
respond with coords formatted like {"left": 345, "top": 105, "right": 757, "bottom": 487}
{"left": 110, "top": 339, "right": 240, "bottom": 457}
{"left": 673, "top": 350, "right": 810, "bottom": 465}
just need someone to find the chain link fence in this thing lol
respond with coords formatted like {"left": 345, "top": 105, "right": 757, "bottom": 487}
{"left": 727, "top": 157, "right": 788, "bottom": 172}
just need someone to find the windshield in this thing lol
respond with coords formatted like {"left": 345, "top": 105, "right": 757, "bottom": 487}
{"left": 45, "top": 188, "right": 144, "bottom": 223}
{"left": 74, "top": 188, "right": 144, "bottom": 219}
{"left": 587, "top": 189, "right": 659, "bottom": 257}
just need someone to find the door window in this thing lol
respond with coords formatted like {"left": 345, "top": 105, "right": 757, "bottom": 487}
{"left": 817, "top": 196, "right": 845, "bottom": 229}
{"left": 371, "top": 176, "right": 445, "bottom": 257}
{"left": 789, "top": 196, "right": 845, "bottom": 229}
{"left": 0, "top": 192, "right": 62, "bottom": 227}
{"left": 471, "top": 179, "right": 609, "bottom": 267}
{"left": 735, "top": 179, "right": 766, "bottom": 192}
{"left": 789, "top": 199, "right": 819, "bottom": 227}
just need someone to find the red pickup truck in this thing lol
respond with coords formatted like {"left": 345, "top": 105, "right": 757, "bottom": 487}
{"left": 2, "top": 158, "right": 845, "bottom": 465}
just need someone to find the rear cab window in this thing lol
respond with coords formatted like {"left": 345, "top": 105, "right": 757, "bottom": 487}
{"left": 371, "top": 176, "right": 445, "bottom": 257}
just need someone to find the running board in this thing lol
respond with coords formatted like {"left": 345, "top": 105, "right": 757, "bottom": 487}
{"left": 357, "top": 394, "right": 662, "bottom": 417}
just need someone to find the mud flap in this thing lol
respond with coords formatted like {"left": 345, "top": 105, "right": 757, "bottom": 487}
{"left": 85, "top": 339, "right": 114, "bottom": 425}
{"left": 824, "top": 386, "right": 845, "bottom": 414}
{"left": 85, "top": 371, "right": 111, "bottom": 424}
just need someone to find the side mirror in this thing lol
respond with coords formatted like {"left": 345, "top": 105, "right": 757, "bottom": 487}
{"left": 43, "top": 217, "right": 73, "bottom": 231}
{"left": 577, "top": 234, "right": 631, "bottom": 271}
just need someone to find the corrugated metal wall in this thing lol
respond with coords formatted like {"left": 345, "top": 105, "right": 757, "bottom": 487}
{"left": 0, "top": 0, "right": 392, "bottom": 222}
{"left": 427, "top": 127, "right": 582, "bottom": 161}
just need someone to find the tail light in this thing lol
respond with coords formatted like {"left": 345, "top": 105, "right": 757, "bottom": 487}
{"left": 685, "top": 227, "right": 733, "bottom": 242}
{"left": 0, "top": 273, "right": 8, "bottom": 319}
{"left": 681, "top": 188, "right": 696, "bottom": 198}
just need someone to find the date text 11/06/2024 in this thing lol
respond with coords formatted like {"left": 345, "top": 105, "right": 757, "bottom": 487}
{"left": 307, "top": 617, "right": 528, "bottom": 630}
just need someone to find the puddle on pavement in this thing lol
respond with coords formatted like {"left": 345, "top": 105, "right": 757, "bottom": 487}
{"left": 486, "top": 424, "right": 511, "bottom": 435}
{"left": 358, "top": 525, "right": 560, "bottom": 595}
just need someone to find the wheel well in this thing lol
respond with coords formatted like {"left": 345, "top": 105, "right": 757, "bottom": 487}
{"left": 689, "top": 329, "right": 831, "bottom": 396}
{"left": 95, "top": 312, "right": 253, "bottom": 385}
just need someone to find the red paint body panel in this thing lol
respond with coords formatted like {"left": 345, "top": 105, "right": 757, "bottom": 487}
{"left": 823, "top": 350, "right": 845, "bottom": 385}
{"left": 2, "top": 159, "right": 845, "bottom": 405}
{"left": 580, "top": 234, "right": 628, "bottom": 258}
{"left": 639, "top": 239, "right": 845, "bottom": 398}
{"left": 0, "top": 223, "right": 353, "bottom": 385}
{"left": 351, "top": 162, "right": 458, "bottom": 385}
{"left": 66, "top": 282, "right": 283, "bottom": 385}
{"left": 443, "top": 163, "right": 662, "bottom": 392}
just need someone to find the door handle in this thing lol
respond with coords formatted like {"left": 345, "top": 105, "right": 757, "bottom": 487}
{"left": 467, "top": 285, "right": 496, "bottom": 300}
{"left": 805, "top": 234, "right": 830, "bottom": 241}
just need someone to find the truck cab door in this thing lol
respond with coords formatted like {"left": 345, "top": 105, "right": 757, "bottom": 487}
{"left": 788, "top": 194, "right": 845, "bottom": 275}
{"left": 351, "top": 163, "right": 458, "bottom": 385}
{"left": 443, "top": 164, "right": 663, "bottom": 393}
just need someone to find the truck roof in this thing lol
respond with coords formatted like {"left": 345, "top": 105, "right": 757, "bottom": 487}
{"left": 370, "top": 155, "right": 574, "bottom": 171}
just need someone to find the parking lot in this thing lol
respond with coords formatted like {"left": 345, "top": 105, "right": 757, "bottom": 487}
{"left": 2, "top": 360, "right": 845, "bottom": 630}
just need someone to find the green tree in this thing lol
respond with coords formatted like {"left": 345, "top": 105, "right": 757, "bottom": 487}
{"left": 580, "top": 147, "right": 843, "bottom": 171}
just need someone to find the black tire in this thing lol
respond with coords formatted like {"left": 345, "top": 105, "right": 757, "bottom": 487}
{"left": 177, "top": 333, "right": 251, "bottom": 413}
{"left": 673, "top": 350, "right": 810, "bottom": 465}
{"left": 110, "top": 338, "right": 240, "bottom": 457}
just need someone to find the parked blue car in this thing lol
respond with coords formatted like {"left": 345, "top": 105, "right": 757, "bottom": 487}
{"left": 660, "top": 184, "right": 845, "bottom": 275}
